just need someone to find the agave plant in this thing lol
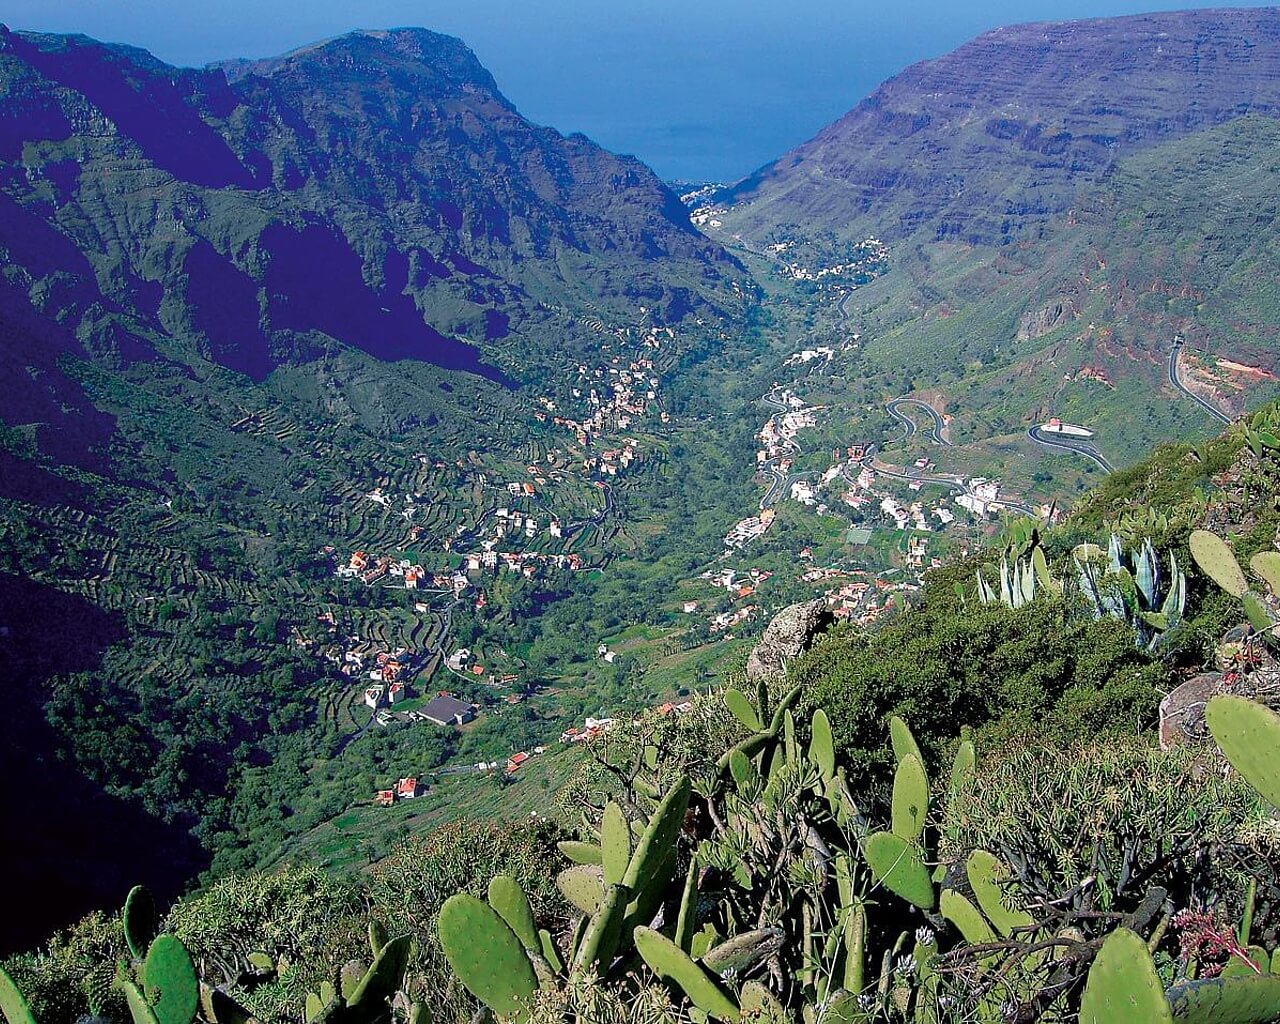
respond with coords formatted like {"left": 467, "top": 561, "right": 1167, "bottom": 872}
{"left": 977, "top": 545, "right": 1060, "bottom": 610}
{"left": 1075, "top": 534, "right": 1185, "bottom": 650}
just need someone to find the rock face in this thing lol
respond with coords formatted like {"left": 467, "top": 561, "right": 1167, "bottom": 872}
{"left": 726, "top": 8, "right": 1280, "bottom": 245}
{"left": 745, "top": 600, "right": 833, "bottom": 682}
{"left": 1158, "top": 673, "right": 1222, "bottom": 750}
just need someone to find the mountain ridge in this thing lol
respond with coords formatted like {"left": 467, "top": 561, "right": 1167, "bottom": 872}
{"left": 724, "top": 6, "right": 1280, "bottom": 246}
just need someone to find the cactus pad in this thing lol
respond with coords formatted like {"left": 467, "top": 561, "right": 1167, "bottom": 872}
{"left": 724, "top": 688, "right": 762, "bottom": 731}
{"left": 738, "top": 982, "right": 787, "bottom": 1023}
{"left": 123, "top": 885, "right": 157, "bottom": 961}
{"left": 601, "top": 802, "right": 631, "bottom": 886}
{"left": 0, "top": 969, "right": 36, "bottom": 1024}
{"left": 1207, "top": 695, "right": 1280, "bottom": 807}
{"left": 1190, "top": 530, "right": 1248, "bottom": 597}
{"left": 1079, "top": 928, "right": 1172, "bottom": 1024}
{"left": 120, "top": 981, "right": 161, "bottom": 1024}
{"left": 437, "top": 894, "right": 537, "bottom": 1021}
{"left": 634, "top": 927, "right": 740, "bottom": 1021}
{"left": 966, "top": 850, "right": 1033, "bottom": 938}
{"left": 557, "top": 840, "right": 603, "bottom": 865}
{"left": 864, "top": 831, "right": 935, "bottom": 910}
{"left": 345, "top": 933, "right": 412, "bottom": 1008}
{"left": 700, "top": 928, "right": 785, "bottom": 978}
{"left": 809, "top": 709, "right": 836, "bottom": 781}
{"left": 1243, "top": 593, "right": 1274, "bottom": 635}
{"left": 142, "top": 935, "right": 199, "bottom": 1024}
{"left": 487, "top": 875, "right": 539, "bottom": 952}
{"left": 1167, "top": 974, "right": 1280, "bottom": 1021}
{"left": 940, "top": 890, "right": 997, "bottom": 945}
{"left": 623, "top": 775, "right": 691, "bottom": 897}
{"left": 557, "top": 864, "right": 605, "bottom": 914}
{"left": 891, "top": 753, "right": 929, "bottom": 841}
{"left": 1252, "top": 552, "right": 1280, "bottom": 596}
{"left": 949, "top": 739, "right": 976, "bottom": 802}
{"left": 888, "top": 715, "right": 924, "bottom": 768}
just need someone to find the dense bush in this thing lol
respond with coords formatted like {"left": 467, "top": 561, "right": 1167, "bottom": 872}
{"left": 793, "top": 596, "right": 1169, "bottom": 783}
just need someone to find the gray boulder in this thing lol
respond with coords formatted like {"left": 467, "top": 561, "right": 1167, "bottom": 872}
{"left": 745, "top": 599, "right": 833, "bottom": 682}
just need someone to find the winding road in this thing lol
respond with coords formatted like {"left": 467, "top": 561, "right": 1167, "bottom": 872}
{"left": 886, "top": 397, "right": 951, "bottom": 446}
{"left": 1026, "top": 425, "right": 1113, "bottom": 473}
{"left": 1169, "top": 338, "right": 1232, "bottom": 425}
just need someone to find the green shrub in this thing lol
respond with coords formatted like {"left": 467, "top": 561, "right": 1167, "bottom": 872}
{"left": 794, "top": 598, "right": 1168, "bottom": 783}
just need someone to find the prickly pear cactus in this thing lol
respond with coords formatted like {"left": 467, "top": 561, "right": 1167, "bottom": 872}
{"left": 123, "top": 885, "right": 157, "bottom": 961}
{"left": 1079, "top": 929, "right": 1173, "bottom": 1024}
{"left": 634, "top": 926, "right": 740, "bottom": 1021}
{"left": 437, "top": 894, "right": 537, "bottom": 1021}
{"left": 1166, "top": 974, "right": 1280, "bottom": 1021}
{"left": 1190, "top": 530, "right": 1248, "bottom": 597}
{"left": 864, "top": 831, "right": 935, "bottom": 910}
{"left": 0, "top": 969, "right": 36, "bottom": 1024}
{"left": 487, "top": 875, "right": 539, "bottom": 952}
{"left": 141, "top": 935, "right": 199, "bottom": 1024}
{"left": 1206, "top": 695, "right": 1280, "bottom": 807}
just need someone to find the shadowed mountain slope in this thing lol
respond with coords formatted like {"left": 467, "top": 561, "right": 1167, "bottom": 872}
{"left": 0, "top": 25, "right": 739, "bottom": 400}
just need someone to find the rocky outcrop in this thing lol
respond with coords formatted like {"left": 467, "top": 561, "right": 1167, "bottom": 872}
{"left": 1016, "top": 299, "right": 1073, "bottom": 341}
{"left": 745, "top": 600, "right": 833, "bottom": 682}
{"left": 1158, "top": 673, "right": 1221, "bottom": 750}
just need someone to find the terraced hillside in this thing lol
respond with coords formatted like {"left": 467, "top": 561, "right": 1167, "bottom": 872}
{"left": 0, "top": 23, "right": 759, "bottom": 954}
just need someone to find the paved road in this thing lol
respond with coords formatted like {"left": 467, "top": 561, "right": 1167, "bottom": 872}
{"left": 1026, "top": 425, "right": 1113, "bottom": 473}
{"left": 886, "top": 397, "right": 951, "bottom": 446}
{"left": 885, "top": 400, "right": 918, "bottom": 442}
{"left": 1169, "top": 338, "right": 1231, "bottom": 425}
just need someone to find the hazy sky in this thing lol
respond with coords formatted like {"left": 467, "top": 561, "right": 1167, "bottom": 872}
{"left": 5, "top": 1, "right": 1275, "bottom": 181}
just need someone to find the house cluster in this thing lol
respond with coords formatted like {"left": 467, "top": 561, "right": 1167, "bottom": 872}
{"left": 879, "top": 495, "right": 931, "bottom": 532}
{"left": 700, "top": 566, "right": 773, "bottom": 596}
{"left": 583, "top": 440, "right": 640, "bottom": 479}
{"left": 777, "top": 237, "right": 890, "bottom": 282}
{"left": 955, "top": 478, "right": 1004, "bottom": 518}
{"left": 724, "top": 508, "right": 776, "bottom": 550}
{"left": 711, "top": 605, "right": 758, "bottom": 633}
{"left": 758, "top": 396, "right": 819, "bottom": 459}
{"left": 459, "top": 546, "right": 585, "bottom": 579}
{"left": 541, "top": 353, "right": 662, "bottom": 452}
{"left": 375, "top": 776, "right": 422, "bottom": 806}
{"left": 489, "top": 506, "right": 544, "bottom": 540}
{"left": 688, "top": 204, "right": 726, "bottom": 229}
{"left": 784, "top": 346, "right": 835, "bottom": 367}
{"left": 560, "top": 716, "right": 618, "bottom": 744}
{"left": 336, "top": 552, "right": 452, "bottom": 591}
{"left": 824, "top": 577, "right": 914, "bottom": 625}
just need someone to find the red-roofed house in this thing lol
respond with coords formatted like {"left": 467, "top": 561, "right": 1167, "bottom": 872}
{"left": 506, "top": 751, "right": 531, "bottom": 774}
{"left": 396, "top": 777, "right": 419, "bottom": 800}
